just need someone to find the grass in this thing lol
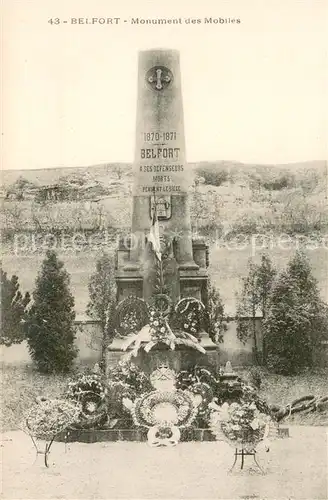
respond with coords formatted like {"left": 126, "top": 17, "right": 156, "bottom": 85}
{"left": 241, "top": 367, "right": 328, "bottom": 426}
{"left": 1, "top": 364, "right": 327, "bottom": 433}
{"left": 0, "top": 364, "right": 69, "bottom": 433}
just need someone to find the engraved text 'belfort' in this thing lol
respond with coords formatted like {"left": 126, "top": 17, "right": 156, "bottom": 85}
{"left": 140, "top": 147, "right": 180, "bottom": 160}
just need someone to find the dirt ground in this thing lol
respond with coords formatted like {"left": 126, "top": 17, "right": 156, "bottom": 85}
{"left": 1, "top": 426, "right": 327, "bottom": 499}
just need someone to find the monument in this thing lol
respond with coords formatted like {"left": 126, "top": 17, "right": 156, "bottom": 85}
{"left": 115, "top": 48, "right": 209, "bottom": 304}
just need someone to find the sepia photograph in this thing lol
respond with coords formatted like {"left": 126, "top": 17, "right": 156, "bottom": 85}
{"left": 1, "top": 0, "right": 327, "bottom": 498}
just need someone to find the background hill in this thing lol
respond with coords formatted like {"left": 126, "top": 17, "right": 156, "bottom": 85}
{"left": 1, "top": 159, "right": 327, "bottom": 316}
{"left": 1, "top": 160, "right": 326, "bottom": 189}
{"left": 1, "top": 160, "right": 327, "bottom": 236}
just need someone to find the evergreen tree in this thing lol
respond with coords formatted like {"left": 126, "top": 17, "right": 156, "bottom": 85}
{"left": 263, "top": 251, "right": 328, "bottom": 374}
{"left": 286, "top": 251, "right": 328, "bottom": 349}
{"left": 86, "top": 253, "right": 116, "bottom": 370}
{"left": 0, "top": 268, "right": 31, "bottom": 346}
{"left": 26, "top": 250, "right": 77, "bottom": 373}
{"left": 204, "top": 279, "right": 227, "bottom": 343}
{"left": 236, "top": 255, "right": 276, "bottom": 362}
{"left": 263, "top": 270, "right": 312, "bottom": 374}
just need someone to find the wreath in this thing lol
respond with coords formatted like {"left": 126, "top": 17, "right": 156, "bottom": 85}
{"left": 186, "top": 382, "right": 214, "bottom": 418}
{"left": 66, "top": 373, "right": 108, "bottom": 429}
{"left": 107, "top": 361, "right": 152, "bottom": 395}
{"left": 113, "top": 296, "right": 149, "bottom": 337}
{"left": 131, "top": 389, "right": 198, "bottom": 428}
{"left": 174, "top": 297, "right": 205, "bottom": 337}
{"left": 148, "top": 294, "right": 172, "bottom": 317}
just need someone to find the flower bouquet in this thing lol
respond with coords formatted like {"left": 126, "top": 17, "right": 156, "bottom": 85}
{"left": 23, "top": 398, "right": 81, "bottom": 467}
{"left": 209, "top": 401, "right": 271, "bottom": 452}
{"left": 107, "top": 361, "right": 152, "bottom": 395}
{"left": 122, "top": 308, "right": 206, "bottom": 356}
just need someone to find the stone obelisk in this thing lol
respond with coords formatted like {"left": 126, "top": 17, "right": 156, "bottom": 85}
{"left": 116, "top": 48, "right": 209, "bottom": 304}
{"left": 130, "top": 48, "right": 198, "bottom": 271}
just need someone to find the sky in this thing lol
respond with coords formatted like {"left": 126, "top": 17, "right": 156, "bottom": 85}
{"left": 2, "top": 0, "right": 327, "bottom": 170}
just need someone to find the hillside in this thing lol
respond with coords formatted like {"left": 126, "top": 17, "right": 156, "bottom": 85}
{"left": 0, "top": 163, "right": 133, "bottom": 188}
{"left": 1, "top": 159, "right": 327, "bottom": 316}
{"left": 1, "top": 160, "right": 326, "bottom": 189}
{"left": 1, "top": 160, "right": 327, "bottom": 236}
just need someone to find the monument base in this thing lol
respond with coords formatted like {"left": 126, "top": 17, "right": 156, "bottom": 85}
{"left": 115, "top": 239, "right": 209, "bottom": 303}
{"left": 107, "top": 336, "right": 219, "bottom": 374}
{"left": 55, "top": 428, "right": 216, "bottom": 443}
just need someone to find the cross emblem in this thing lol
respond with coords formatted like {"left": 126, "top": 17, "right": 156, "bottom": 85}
{"left": 146, "top": 66, "right": 173, "bottom": 91}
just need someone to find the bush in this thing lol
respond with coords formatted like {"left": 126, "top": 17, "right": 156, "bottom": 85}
{"left": 195, "top": 166, "right": 229, "bottom": 187}
{"left": 263, "top": 252, "right": 327, "bottom": 374}
{"left": 263, "top": 176, "right": 291, "bottom": 191}
{"left": 203, "top": 279, "right": 228, "bottom": 343}
{"left": 265, "top": 355, "right": 291, "bottom": 376}
{"left": 0, "top": 268, "right": 31, "bottom": 346}
{"left": 247, "top": 367, "right": 262, "bottom": 388}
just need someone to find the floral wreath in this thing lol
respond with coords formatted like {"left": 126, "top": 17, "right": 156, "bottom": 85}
{"left": 113, "top": 296, "right": 149, "bottom": 337}
{"left": 129, "top": 389, "right": 198, "bottom": 429}
{"left": 148, "top": 294, "right": 172, "bottom": 317}
{"left": 175, "top": 297, "right": 205, "bottom": 336}
{"left": 66, "top": 373, "right": 108, "bottom": 428}
{"left": 107, "top": 360, "right": 152, "bottom": 395}
{"left": 185, "top": 382, "right": 214, "bottom": 418}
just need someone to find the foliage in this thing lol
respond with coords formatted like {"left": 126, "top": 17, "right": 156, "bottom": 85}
{"left": 236, "top": 255, "right": 277, "bottom": 361}
{"left": 262, "top": 174, "right": 294, "bottom": 191}
{"left": 2, "top": 162, "right": 327, "bottom": 237}
{"left": 195, "top": 165, "right": 229, "bottom": 186}
{"left": 286, "top": 251, "right": 328, "bottom": 346}
{"left": 107, "top": 362, "right": 153, "bottom": 426}
{"left": 122, "top": 307, "right": 206, "bottom": 357}
{"left": 264, "top": 251, "right": 328, "bottom": 374}
{"left": 3, "top": 364, "right": 327, "bottom": 433}
{"left": 87, "top": 252, "right": 116, "bottom": 327}
{"left": 66, "top": 372, "right": 107, "bottom": 401}
{"left": 203, "top": 279, "right": 228, "bottom": 343}
{"left": 0, "top": 267, "right": 31, "bottom": 346}
{"left": 25, "top": 250, "right": 77, "bottom": 374}
{"left": 247, "top": 367, "right": 262, "bottom": 389}
{"left": 263, "top": 269, "right": 311, "bottom": 374}
{"left": 148, "top": 308, "right": 175, "bottom": 345}
{"left": 177, "top": 366, "right": 218, "bottom": 392}
{"left": 87, "top": 252, "right": 117, "bottom": 369}
{"left": 106, "top": 381, "right": 136, "bottom": 426}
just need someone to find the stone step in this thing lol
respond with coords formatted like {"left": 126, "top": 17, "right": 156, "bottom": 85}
{"left": 56, "top": 428, "right": 217, "bottom": 443}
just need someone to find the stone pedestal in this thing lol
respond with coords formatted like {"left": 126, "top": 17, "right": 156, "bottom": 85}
{"left": 116, "top": 238, "right": 208, "bottom": 303}
{"left": 107, "top": 341, "right": 217, "bottom": 375}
